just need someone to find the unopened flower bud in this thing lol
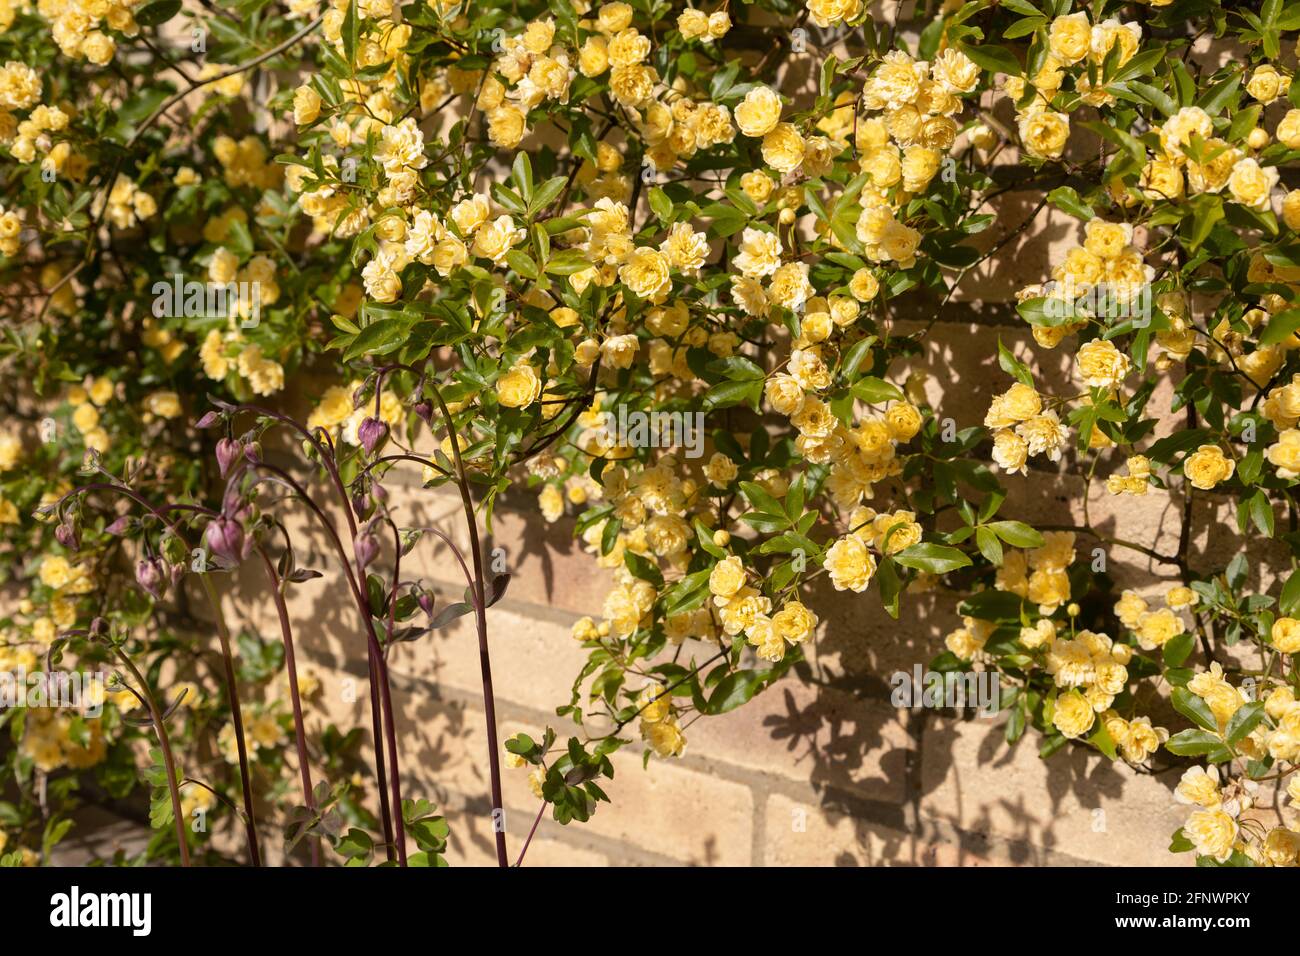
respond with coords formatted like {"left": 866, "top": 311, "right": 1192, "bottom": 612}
{"left": 358, "top": 417, "right": 389, "bottom": 455}
{"left": 354, "top": 532, "right": 380, "bottom": 569}
{"left": 135, "top": 557, "right": 166, "bottom": 599}
{"left": 215, "top": 437, "right": 242, "bottom": 478}
{"left": 105, "top": 515, "right": 132, "bottom": 536}
{"left": 56, "top": 520, "right": 79, "bottom": 550}
{"left": 204, "top": 515, "right": 246, "bottom": 564}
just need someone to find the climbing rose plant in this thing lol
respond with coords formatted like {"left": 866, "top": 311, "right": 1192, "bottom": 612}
{"left": 2, "top": 0, "right": 1300, "bottom": 867}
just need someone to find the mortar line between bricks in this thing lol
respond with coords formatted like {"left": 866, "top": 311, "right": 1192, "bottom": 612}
{"left": 311, "top": 651, "right": 1104, "bottom": 866}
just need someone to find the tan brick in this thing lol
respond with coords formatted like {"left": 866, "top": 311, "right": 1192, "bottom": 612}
{"left": 575, "top": 756, "right": 755, "bottom": 865}
{"left": 686, "top": 673, "right": 916, "bottom": 804}
{"left": 380, "top": 483, "right": 611, "bottom": 616}
{"left": 762, "top": 793, "right": 916, "bottom": 867}
{"left": 918, "top": 713, "right": 1192, "bottom": 866}
{"left": 384, "top": 604, "right": 591, "bottom": 716}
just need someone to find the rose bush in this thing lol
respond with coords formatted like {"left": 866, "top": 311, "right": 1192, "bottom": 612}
{"left": 3, "top": 0, "right": 1300, "bottom": 867}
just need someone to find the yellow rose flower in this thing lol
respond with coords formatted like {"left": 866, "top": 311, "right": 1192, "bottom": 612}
{"left": 1019, "top": 111, "right": 1070, "bottom": 160}
{"left": 1051, "top": 689, "right": 1096, "bottom": 738}
{"left": 1247, "top": 64, "right": 1284, "bottom": 104}
{"left": 1183, "top": 444, "right": 1234, "bottom": 490}
{"left": 1076, "top": 339, "right": 1132, "bottom": 389}
{"left": 735, "top": 85, "right": 782, "bottom": 137}
{"left": 772, "top": 600, "right": 818, "bottom": 644}
{"left": 761, "top": 123, "right": 805, "bottom": 174}
{"left": 1272, "top": 617, "right": 1300, "bottom": 654}
{"left": 1227, "top": 157, "right": 1279, "bottom": 210}
{"left": 1048, "top": 12, "right": 1091, "bottom": 65}
{"left": 292, "top": 84, "right": 321, "bottom": 125}
{"left": 708, "top": 555, "right": 746, "bottom": 598}
{"left": 496, "top": 363, "right": 542, "bottom": 408}
{"left": 618, "top": 246, "right": 672, "bottom": 299}
{"left": 1184, "top": 808, "right": 1238, "bottom": 862}
{"left": 823, "top": 535, "right": 877, "bottom": 592}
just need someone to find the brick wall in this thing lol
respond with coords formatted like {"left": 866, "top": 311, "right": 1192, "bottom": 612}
{"left": 181, "top": 113, "right": 1290, "bottom": 863}
{"left": 208, "top": 402, "right": 1271, "bottom": 868}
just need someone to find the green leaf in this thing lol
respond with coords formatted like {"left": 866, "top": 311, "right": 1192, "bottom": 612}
{"left": 1163, "top": 632, "right": 1195, "bottom": 668}
{"left": 702, "top": 379, "right": 761, "bottom": 412}
{"left": 986, "top": 520, "right": 1044, "bottom": 548}
{"left": 624, "top": 550, "right": 664, "bottom": 588}
{"left": 648, "top": 187, "right": 672, "bottom": 223}
{"left": 705, "top": 670, "right": 765, "bottom": 715}
{"left": 997, "top": 338, "right": 1033, "bottom": 386}
{"left": 959, "top": 42, "right": 1021, "bottom": 77}
{"left": 342, "top": 0, "right": 359, "bottom": 68}
{"left": 1259, "top": 308, "right": 1300, "bottom": 346}
{"left": 739, "top": 480, "right": 785, "bottom": 519}
{"left": 1196, "top": 72, "right": 1241, "bottom": 117}
{"left": 1165, "top": 729, "right": 1232, "bottom": 762}
{"left": 660, "top": 568, "right": 711, "bottom": 616}
{"left": 511, "top": 152, "right": 534, "bottom": 201}
{"left": 1223, "top": 701, "right": 1266, "bottom": 746}
{"left": 850, "top": 376, "right": 903, "bottom": 404}
{"left": 1186, "top": 194, "right": 1224, "bottom": 251}
{"left": 1280, "top": 568, "right": 1300, "bottom": 616}
{"left": 343, "top": 318, "right": 409, "bottom": 361}
{"left": 975, "top": 526, "right": 1003, "bottom": 566}
{"left": 840, "top": 337, "right": 875, "bottom": 380}
{"left": 505, "top": 249, "right": 539, "bottom": 279}
{"left": 136, "top": 0, "right": 182, "bottom": 26}
{"left": 1046, "top": 186, "right": 1094, "bottom": 221}
{"left": 1088, "top": 719, "right": 1117, "bottom": 760}
{"left": 894, "top": 542, "right": 972, "bottom": 575}
{"left": 1172, "top": 687, "right": 1218, "bottom": 732}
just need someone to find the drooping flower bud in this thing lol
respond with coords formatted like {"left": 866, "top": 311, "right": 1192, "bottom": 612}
{"left": 215, "top": 437, "right": 242, "bottom": 478}
{"left": 354, "top": 532, "right": 380, "bottom": 569}
{"left": 194, "top": 411, "right": 222, "bottom": 429}
{"left": 243, "top": 441, "right": 262, "bottom": 464}
{"left": 105, "top": 515, "right": 133, "bottom": 536}
{"left": 413, "top": 400, "right": 433, "bottom": 423}
{"left": 55, "top": 519, "right": 79, "bottom": 550}
{"left": 135, "top": 557, "right": 166, "bottom": 600}
{"left": 351, "top": 491, "right": 373, "bottom": 520}
{"left": 358, "top": 417, "right": 388, "bottom": 455}
{"left": 417, "top": 590, "right": 434, "bottom": 616}
{"left": 204, "top": 515, "right": 246, "bottom": 564}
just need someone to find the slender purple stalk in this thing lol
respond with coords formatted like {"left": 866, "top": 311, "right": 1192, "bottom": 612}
{"left": 257, "top": 546, "right": 320, "bottom": 867}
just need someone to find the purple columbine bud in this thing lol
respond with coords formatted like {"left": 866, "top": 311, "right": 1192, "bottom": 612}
{"left": 354, "top": 532, "right": 380, "bottom": 569}
{"left": 413, "top": 400, "right": 433, "bottom": 423}
{"left": 55, "top": 520, "right": 79, "bottom": 550}
{"left": 243, "top": 440, "right": 262, "bottom": 464}
{"left": 417, "top": 591, "right": 434, "bottom": 616}
{"left": 135, "top": 557, "right": 166, "bottom": 600}
{"left": 194, "top": 411, "right": 222, "bottom": 429}
{"left": 105, "top": 515, "right": 132, "bottom": 536}
{"left": 216, "top": 437, "right": 242, "bottom": 478}
{"left": 352, "top": 491, "right": 373, "bottom": 520}
{"left": 373, "top": 482, "right": 388, "bottom": 502}
{"left": 358, "top": 417, "right": 388, "bottom": 455}
{"left": 204, "top": 515, "right": 246, "bottom": 564}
